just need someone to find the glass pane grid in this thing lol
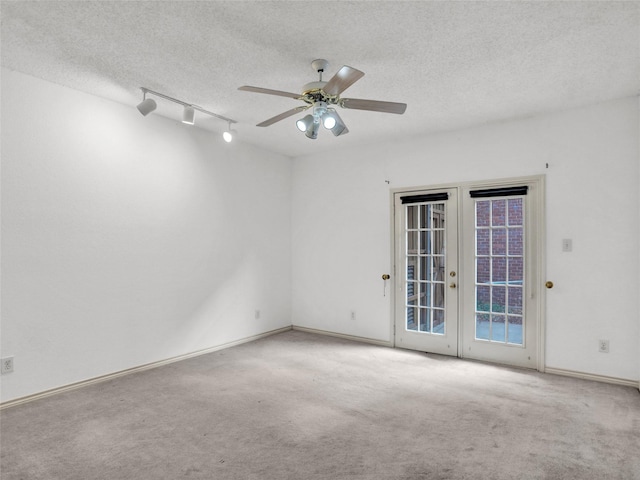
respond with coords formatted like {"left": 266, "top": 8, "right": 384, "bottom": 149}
{"left": 474, "top": 198, "right": 525, "bottom": 345}
{"left": 404, "top": 202, "right": 446, "bottom": 336}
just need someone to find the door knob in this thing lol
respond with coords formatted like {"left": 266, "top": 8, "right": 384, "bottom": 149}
{"left": 450, "top": 283, "right": 456, "bottom": 289}
{"left": 545, "top": 281, "right": 554, "bottom": 289}
{"left": 381, "top": 274, "right": 390, "bottom": 280}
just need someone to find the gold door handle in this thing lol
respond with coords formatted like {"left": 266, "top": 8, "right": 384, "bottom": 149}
{"left": 545, "top": 281, "right": 554, "bottom": 289}
{"left": 381, "top": 274, "right": 390, "bottom": 280}
{"left": 450, "top": 283, "right": 456, "bottom": 289}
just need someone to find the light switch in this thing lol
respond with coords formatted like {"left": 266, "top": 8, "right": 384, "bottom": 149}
{"left": 562, "top": 238, "right": 572, "bottom": 252}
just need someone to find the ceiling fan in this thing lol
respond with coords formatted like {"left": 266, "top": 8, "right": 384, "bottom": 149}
{"left": 238, "top": 59, "right": 407, "bottom": 139}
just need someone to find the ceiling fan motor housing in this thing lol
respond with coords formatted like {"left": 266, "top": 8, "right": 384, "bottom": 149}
{"left": 311, "top": 59, "right": 329, "bottom": 74}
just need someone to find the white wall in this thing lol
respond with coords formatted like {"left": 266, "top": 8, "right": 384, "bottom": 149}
{"left": 292, "top": 97, "right": 639, "bottom": 382}
{"left": 0, "top": 70, "right": 292, "bottom": 402}
{"left": 2, "top": 70, "right": 638, "bottom": 404}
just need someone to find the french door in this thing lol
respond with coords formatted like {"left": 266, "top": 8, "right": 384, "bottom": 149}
{"left": 393, "top": 188, "right": 459, "bottom": 356}
{"left": 393, "top": 177, "right": 544, "bottom": 370}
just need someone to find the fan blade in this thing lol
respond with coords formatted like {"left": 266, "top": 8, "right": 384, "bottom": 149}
{"left": 341, "top": 98, "right": 407, "bottom": 114}
{"left": 256, "top": 106, "right": 310, "bottom": 127}
{"left": 323, "top": 66, "right": 364, "bottom": 96}
{"left": 239, "top": 85, "right": 301, "bottom": 99}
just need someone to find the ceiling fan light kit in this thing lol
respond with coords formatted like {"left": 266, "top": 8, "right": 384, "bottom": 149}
{"left": 136, "top": 87, "right": 237, "bottom": 142}
{"left": 239, "top": 59, "right": 407, "bottom": 140}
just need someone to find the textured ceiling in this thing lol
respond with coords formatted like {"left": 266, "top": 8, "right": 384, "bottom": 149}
{"left": 2, "top": 1, "right": 639, "bottom": 158}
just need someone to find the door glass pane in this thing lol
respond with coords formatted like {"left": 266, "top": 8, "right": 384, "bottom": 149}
{"left": 491, "top": 315, "right": 506, "bottom": 341}
{"left": 407, "top": 307, "right": 417, "bottom": 331}
{"left": 419, "top": 205, "right": 430, "bottom": 229}
{"left": 407, "top": 231, "right": 418, "bottom": 253}
{"left": 507, "top": 316, "right": 523, "bottom": 344}
{"left": 492, "top": 200, "right": 506, "bottom": 226}
{"left": 474, "top": 197, "right": 525, "bottom": 345}
{"left": 433, "top": 283, "right": 445, "bottom": 309}
{"left": 419, "top": 256, "right": 432, "bottom": 281}
{"left": 476, "top": 313, "right": 490, "bottom": 340}
{"left": 404, "top": 201, "right": 446, "bottom": 335}
{"left": 492, "top": 257, "right": 507, "bottom": 283}
{"left": 433, "top": 255, "right": 445, "bottom": 281}
{"left": 477, "top": 285, "right": 490, "bottom": 311}
{"left": 419, "top": 282, "right": 430, "bottom": 307}
{"left": 476, "top": 201, "right": 490, "bottom": 227}
{"left": 433, "top": 309, "right": 445, "bottom": 333}
{"left": 407, "top": 205, "right": 419, "bottom": 229}
{"left": 507, "top": 198, "right": 523, "bottom": 225}
{"left": 508, "top": 228, "right": 523, "bottom": 255}
{"left": 492, "top": 229, "right": 507, "bottom": 255}
{"left": 477, "top": 257, "right": 490, "bottom": 284}
{"left": 507, "top": 287, "right": 522, "bottom": 315}
{"left": 509, "top": 257, "right": 523, "bottom": 282}
{"left": 407, "top": 281, "right": 417, "bottom": 299}
{"left": 476, "top": 229, "right": 490, "bottom": 255}
{"left": 419, "top": 308, "right": 430, "bottom": 332}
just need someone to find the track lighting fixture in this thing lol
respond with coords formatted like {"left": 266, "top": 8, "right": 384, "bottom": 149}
{"left": 182, "top": 106, "right": 195, "bottom": 125}
{"left": 137, "top": 87, "right": 237, "bottom": 141}
{"left": 223, "top": 121, "right": 236, "bottom": 143}
{"left": 136, "top": 92, "right": 157, "bottom": 116}
{"left": 295, "top": 102, "right": 349, "bottom": 139}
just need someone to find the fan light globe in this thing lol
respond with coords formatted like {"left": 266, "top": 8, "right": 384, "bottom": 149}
{"left": 323, "top": 115, "right": 336, "bottom": 129}
{"left": 223, "top": 131, "right": 233, "bottom": 143}
{"left": 305, "top": 121, "right": 320, "bottom": 139}
{"left": 296, "top": 114, "right": 314, "bottom": 132}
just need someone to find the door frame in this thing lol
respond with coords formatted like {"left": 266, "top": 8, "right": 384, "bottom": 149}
{"left": 390, "top": 175, "right": 546, "bottom": 372}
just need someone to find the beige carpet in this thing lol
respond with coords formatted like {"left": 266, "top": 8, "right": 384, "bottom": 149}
{"left": 1, "top": 330, "right": 639, "bottom": 479}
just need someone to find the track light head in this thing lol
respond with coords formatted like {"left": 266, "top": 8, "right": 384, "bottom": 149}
{"left": 182, "top": 106, "right": 195, "bottom": 125}
{"left": 137, "top": 98, "right": 157, "bottom": 116}
{"left": 223, "top": 121, "right": 235, "bottom": 143}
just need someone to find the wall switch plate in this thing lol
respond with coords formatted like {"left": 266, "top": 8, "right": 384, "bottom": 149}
{"left": 351, "top": 311, "right": 356, "bottom": 321}
{"left": 1, "top": 357, "right": 14, "bottom": 374}
{"left": 598, "top": 339, "right": 609, "bottom": 353}
{"left": 562, "top": 238, "right": 572, "bottom": 252}
{"left": 254, "top": 310, "right": 260, "bottom": 320}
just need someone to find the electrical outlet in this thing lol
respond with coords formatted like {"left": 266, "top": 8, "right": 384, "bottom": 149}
{"left": 350, "top": 311, "right": 356, "bottom": 321}
{"left": 1, "top": 357, "right": 14, "bottom": 374}
{"left": 598, "top": 339, "right": 609, "bottom": 353}
{"left": 255, "top": 310, "right": 260, "bottom": 320}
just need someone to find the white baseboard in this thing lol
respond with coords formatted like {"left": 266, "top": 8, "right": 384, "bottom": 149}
{"left": 0, "top": 326, "right": 293, "bottom": 410}
{"left": 544, "top": 366, "right": 639, "bottom": 389}
{"left": 292, "top": 325, "right": 393, "bottom": 347}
